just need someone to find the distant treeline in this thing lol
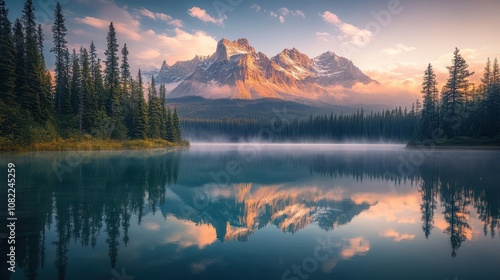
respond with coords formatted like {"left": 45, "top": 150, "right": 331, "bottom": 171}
{"left": 182, "top": 106, "right": 419, "bottom": 142}
{"left": 0, "top": 0, "right": 183, "bottom": 149}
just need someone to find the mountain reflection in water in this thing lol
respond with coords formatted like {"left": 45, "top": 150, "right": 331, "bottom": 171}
{"left": 1, "top": 144, "right": 499, "bottom": 280}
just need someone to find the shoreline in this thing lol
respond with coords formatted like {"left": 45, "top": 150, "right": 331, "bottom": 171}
{"left": 0, "top": 138, "right": 190, "bottom": 153}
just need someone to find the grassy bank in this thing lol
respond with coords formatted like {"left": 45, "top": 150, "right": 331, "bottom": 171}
{"left": 407, "top": 136, "right": 500, "bottom": 149}
{"left": 0, "top": 137, "right": 190, "bottom": 152}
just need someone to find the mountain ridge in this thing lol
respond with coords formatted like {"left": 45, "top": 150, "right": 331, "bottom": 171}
{"left": 156, "top": 38, "right": 376, "bottom": 104}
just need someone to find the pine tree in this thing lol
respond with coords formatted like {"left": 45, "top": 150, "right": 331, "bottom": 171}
{"left": 147, "top": 76, "right": 161, "bottom": 138}
{"left": 420, "top": 64, "right": 439, "bottom": 139}
{"left": 89, "top": 41, "right": 97, "bottom": 79}
{"left": 37, "top": 23, "right": 43, "bottom": 60}
{"left": 159, "top": 84, "right": 167, "bottom": 139}
{"left": 440, "top": 48, "right": 474, "bottom": 138}
{"left": 485, "top": 58, "right": 500, "bottom": 136}
{"left": 132, "top": 70, "right": 148, "bottom": 139}
{"left": 61, "top": 46, "right": 72, "bottom": 116}
{"left": 104, "top": 22, "right": 120, "bottom": 118}
{"left": 0, "top": 0, "right": 16, "bottom": 105}
{"left": 51, "top": 1, "right": 68, "bottom": 116}
{"left": 172, "top": 108, "right": 181, "bottom": 142}
{"left": 120, "top": 43, "right": 130, "bottom": 91}
{"left": 22, "top": 0, "right": 43, "bottom": 122}
{"left": 93, "top": 57, "right": 105, "bottom": 110}
{"left": 165, "top": 108, "right": 174, "bottom": 142}
{"left": 121, "top": 44, "right": 133, "bottom": 132}
{"left": 13, "top": 19, "right": 30, "bottom": 112}
{"left": 70, "top": 49, "right": 83, "bottom": 131}
{"left": 81, "top": 47, "right": 97, "bottom": 133}
{"left": 0, "top": 0, "right": 19, "bottom": 141}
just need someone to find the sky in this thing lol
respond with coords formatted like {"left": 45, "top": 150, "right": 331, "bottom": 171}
{"left": 5, "top": 0, "right": 500, "bottom": 102}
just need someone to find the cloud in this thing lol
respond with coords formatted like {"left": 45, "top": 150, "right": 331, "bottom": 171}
{"left": 191, "top": 259, "right": 219, "bottom": 274}
{"left": 188, "top": 6, "right": 226, "bottom": 26}
{"left": 351, "top": 192, "right": 421, "bottom": 224}
{"left": 382, "top": 44, "right": 417, "bottom": 56}
{"left": 383, "top": 229, "right": 415, "bottom": 242}
{"left": 163, "top": 216, "right": 218, "bottom": 249}
{"left": 316, "top": 32, "right": 331, "bottom": 42}
{"left": 73, "top": 3, "right": 217, "bottom": 72}
{"left": 138, "top": 8, "right": 183, "bottom": 27}
{"left": 340, "top": 237, "right": 370, "bottom": 258}
{"left": 278, "top": 7, "right": 290, "bottom": 16}
{"left": 270, "top": 7, "right": 306, "bottom": 24}
{"left": 75, "top": 16, "right": 109, "bottom": 29}
{"left": 322, "top": 11, "right": 372, "bottom": 46}
{"left": 250, "top": 4, "right": 261, "bottom": 12}
{"left": 145, "top": 223, "right": 161, "bottom": 231}
{"left": 291, "top": 10, "right": 306, "bottom": 18}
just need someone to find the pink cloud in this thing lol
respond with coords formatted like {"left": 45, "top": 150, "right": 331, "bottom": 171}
{"left": 188, "top": 7, "right": 225, "bottom": 26}
{"left": 322, "top": 11, "right": 372, "bottom": 46}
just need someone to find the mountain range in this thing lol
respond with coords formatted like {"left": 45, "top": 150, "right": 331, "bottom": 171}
{"left": 156, "top": 38, "right": 376, "bottom": 104}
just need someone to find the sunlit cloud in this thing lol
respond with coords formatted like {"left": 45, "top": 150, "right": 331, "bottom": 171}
{"left": 138, "top": 8, "right": 184, "bottom": 27}
{"left": 352, "top": 192, "right": 420, "bottom": 224}
{"left": 188, "top": 6, "right": 226, "bottom": 26}
{"left": 322, "top": 237, "right": 370, "bottom": 273}
{"left": 340, "top": 237, "right": 370, "bottom": 258}
{"left": 164, "top": 216, "right": 218, "bottom": 249}
{"left": 321, "top": 11, "right": 372, "bottom": 46}
{"left": 382, "top": 44, "right": 417, "bottom": 56}
{"left": 75, "top": 16, "right": 108, "bottom": 29}
{"left": 383, "top": 229, "right": 416, "bottom": 242}
{"left": 72, "top": 2, "right": 217, "bottom": 71}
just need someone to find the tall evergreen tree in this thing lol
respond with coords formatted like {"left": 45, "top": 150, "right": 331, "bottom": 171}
{"left": 0, "top": 0, "right": 16, "bottom": 104}
{"left": 148, "top": 76, "right": 162, "bottom": 139}
{"left": 165, "top": 108, "right": 174, "bottom": 142}
{"left": 13, "top": 19, "right": 30, "bottom": 111}
{"left": 484, "top": 58, "right": 500, "bottom": 136}
{"left": 104, "top": 22, "right": 120, "bottom": 118}
{"left": 420, "top": 64, "right": 439, "bottom": 139}
{"left": 37, "top": 23, "right": 43, "bottom": 60}
{"left": 93, "top": 57, "right": 105, "bottom": 110}
{"left": 0, "top": 0, "right": 19, "bottom": 140}
{"left": 89, "top": 41, "right": 97, "bottom": 80}
{"left": 70, "top": 49, "right": 82, "bottom": 131}
{"left": 51, "top": 2, "right": 68, "bottom": 116}
{"left": 120, "top": 43, "right": 130, "bottom": 91}
{"left": 172, "top": 108, "right": 181, "bottom": 142}
{"left": 81, "top": 47, "right": 97, "bottom": 133}
{"left": 159, "top": 84, "right": 167, "bottom": 139}
{"left": 22, "top": 0, "right": 43, "bottom": 122}
{"left": 440, "top": 48, "right": 474, "bottom": 138}
{"left": 121, "top": 44, "right": 133, "bottom": 132}
{"left": 131, "top": 70, "right": 148, "bottom": 139}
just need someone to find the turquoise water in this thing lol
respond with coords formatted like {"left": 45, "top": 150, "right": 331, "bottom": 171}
{"left": 1, "top": 144, "right": 499, "bottom": 280}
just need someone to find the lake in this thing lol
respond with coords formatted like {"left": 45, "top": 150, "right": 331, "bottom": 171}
{"left": 1, "top": 144, "right": 499, "bottom": 280}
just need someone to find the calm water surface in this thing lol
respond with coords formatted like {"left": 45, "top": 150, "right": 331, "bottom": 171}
{"left": 1, "top": 144, "right": 499, "bottom": 280}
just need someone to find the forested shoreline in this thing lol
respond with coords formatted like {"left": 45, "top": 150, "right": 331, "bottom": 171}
{"left": 0, "top": 0, "right": 186, "bottom": 151}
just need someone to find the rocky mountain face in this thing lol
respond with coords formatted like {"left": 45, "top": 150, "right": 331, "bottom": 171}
{"left": 157, "top": 38, "right": 375, "bottom": 102}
